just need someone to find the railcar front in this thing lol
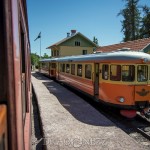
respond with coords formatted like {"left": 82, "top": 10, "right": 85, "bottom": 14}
{"left": 98, "top": 51, "right": 150, "bottom": 118}
{"left": 39, "top": 58, "right": 57, "bottom": 78}
{"left": 56, "top": 52, "right": 150, "bottom": 118}
{"left": 39, "top": 59, "right": 50, "bottom": 76}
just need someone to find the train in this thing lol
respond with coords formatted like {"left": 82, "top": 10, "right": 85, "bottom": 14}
{"left": 0, "top": 0, "right": 31, "bottom": 150}
{"left": 39, "top": 50, "right": 150, "bottom": 118}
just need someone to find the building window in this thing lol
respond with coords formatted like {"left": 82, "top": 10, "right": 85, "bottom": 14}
{"left": 71, "top": 64, "right": 75, "bottom": 75}
{"left": 85, "top": 64, "right": 92, "bottom": 79}
{"left": 82, "top": 50, "right": 87, "bottom": 55}
{"left": 77, "top": 64, "right": 82, "bottom": 77}
{"left": 75, "top": 41, "right": 80, "bottom": 46}
{"left": 54, "top": 50, "right": 56, "bottom": 56}
{"left": 57, "top": 50, "right": 59, "bottom": 56}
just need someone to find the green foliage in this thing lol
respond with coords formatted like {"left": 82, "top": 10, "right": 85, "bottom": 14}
{"left": 41, "top": 53, "right": 51, "bottom": 59}
{"left": 140, "top": 5, "right": 150, "bottom": 38}
{"left": 118, "top": 0, "right": 150, "bottom": 41}
{"left": 118, "top": 0, "right": 141, "bottom": 42}
{"left": 30, "top": 53, "right": 40, "bottom": 66}
{"left": 93, "top": 36, "right": 99, "bottom": 45}
{"left": 30, "top": 53, "right": 50, "bottom": 69}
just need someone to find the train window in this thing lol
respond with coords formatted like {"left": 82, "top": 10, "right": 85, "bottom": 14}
{"left": 85, "top": 64, "right": 92, "bottom": 79}
{"left": 62, "top": 64, "right": 65, "bottom": 72}
{"left": 122, "top": 65, "right": 135, "bottom": 82}
{"left": 137, "top": 65, "right": 148, "bottom": 82}
{"left": 51, "top": 63, "right": 56, "bottom": 68}
{"left": 42, "top": 62, "right": 49, "bottom": 69}
{"left": 66, "top": 64, "right": 70, "bottom": 73}
{"left": 77, "top": 64, "right": 82, "bottom": 77}
{"left": 71, "top": 64, "right": 75, "bottom": 75}
{"left": 102, "top": 64, "right": 109, "bottom": 80}
{"left": 59, "top": 64, "right": 62, "bottom": 72}
{"left": 110, "top": 65, "right": 121, "bottom": 81}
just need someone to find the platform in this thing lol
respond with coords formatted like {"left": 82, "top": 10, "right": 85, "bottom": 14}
{"left": 31, "top": 72, "right": 146, "bottom": 150}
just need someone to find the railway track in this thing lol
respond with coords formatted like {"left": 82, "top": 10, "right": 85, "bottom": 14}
{"left": 136, "top": 114, "right": 150, "bottom": 140}
{"left": 137, "top": 126, "right": 150, "bottom": 140}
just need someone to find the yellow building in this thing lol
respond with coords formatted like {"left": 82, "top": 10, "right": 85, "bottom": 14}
{"left": 47, "top": 30, "right": 98, "bottom": 57}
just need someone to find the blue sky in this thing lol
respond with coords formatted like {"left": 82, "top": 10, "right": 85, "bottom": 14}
{"left": 27, "top": 0, "right": 150, "bottom": 56}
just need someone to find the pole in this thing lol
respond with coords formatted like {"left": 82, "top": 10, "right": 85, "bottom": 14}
{"left": 40, "top": 36, "right": 41, "bottom": 58}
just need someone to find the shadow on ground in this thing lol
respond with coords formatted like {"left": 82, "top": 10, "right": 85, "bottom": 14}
{"left": 32, "top": 72, "right": 114, "bottom": 127}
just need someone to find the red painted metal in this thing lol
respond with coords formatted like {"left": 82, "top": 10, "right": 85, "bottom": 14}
{"left": 120, "top": 110, "right": 137, "bottom": 118}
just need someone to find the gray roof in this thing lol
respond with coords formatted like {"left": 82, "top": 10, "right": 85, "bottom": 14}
{"left": 40, "top": 51, "right": 150, "bottom": 63}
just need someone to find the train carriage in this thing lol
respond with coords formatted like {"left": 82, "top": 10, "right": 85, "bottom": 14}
{"left": 40, "top": 58, "right": 58, "bottom": 78}
{"left": 0, "top": 0, "right": 31, "bottom": 149}
{"left": 40, "top": 51, "right": 150, "bottom": 118}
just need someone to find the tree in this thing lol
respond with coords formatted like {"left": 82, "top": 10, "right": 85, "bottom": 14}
{"left": 93, "top": 36, "right": 99, "bottom": 45}
{"left": 118, "top": 0, "right": 141, "bottom": 42}
{"left": 30, "top": 53, "right": 40, "bottom": 68}
{"left": 140, "top": 5, "right": 150, "bottom": 38}
{"left": 42, "top": 53, "right": 50, "bottom": 59}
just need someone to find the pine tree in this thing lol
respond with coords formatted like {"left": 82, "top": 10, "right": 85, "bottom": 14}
{"left": 93, "top": 36, "right": 99, "bottom": 45}
{"left": 140, "top": 5, "right": 150, "bottom": 38}
{"left": 118, "top": 0, "right": 141, "bottom": 42}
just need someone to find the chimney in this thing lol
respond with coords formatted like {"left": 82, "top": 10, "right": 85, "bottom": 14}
{"left": 67, "top": 32, "right": 70, "bottom": 37}
{"left": 71, "top": 30, "right": 76, "bottom": 36}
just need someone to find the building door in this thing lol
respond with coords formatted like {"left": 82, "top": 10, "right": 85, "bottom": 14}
{"left": 94, "top": 63, "right": 99, "bottom": 97}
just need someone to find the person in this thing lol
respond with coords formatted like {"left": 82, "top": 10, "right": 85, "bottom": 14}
{"left": 104, "top": 71, "right": 108, "bottom": 79}
{"left": 138, "top": 70, "right": 146, "bottom": 81}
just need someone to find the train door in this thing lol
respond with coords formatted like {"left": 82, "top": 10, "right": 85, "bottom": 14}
{"left": 94, "top": 63, "right": 99, "bottom": 98}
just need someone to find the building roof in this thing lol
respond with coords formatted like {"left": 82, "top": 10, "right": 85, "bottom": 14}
{"left": 47, "top": 32, "right": 98, "bottom": 49}
{"left": 96, "top": 38, "right": 150, "bottom": 52}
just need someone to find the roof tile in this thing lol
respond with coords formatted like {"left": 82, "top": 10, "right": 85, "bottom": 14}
{"left": 96, "top": 38, "right": 150, "bottom": 52}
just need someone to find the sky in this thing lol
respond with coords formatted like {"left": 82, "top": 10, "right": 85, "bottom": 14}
{"left": 27, "top": 0, "right": 150, "bottom": 56}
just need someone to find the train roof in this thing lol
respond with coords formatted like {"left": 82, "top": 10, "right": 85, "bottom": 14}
{"left": 40, "top": 51, "right": 150, "bottom": 63}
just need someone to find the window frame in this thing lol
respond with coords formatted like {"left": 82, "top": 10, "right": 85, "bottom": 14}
{"left": 82, "top": 50, "right": 87, "bottom": 55}
{"left": 71, "top": 64, "right": 75, "bottom": 75}
{"left": 85, "top": 64, "right": 92, "bottom": 79}
{"left": 137, "top": 65, "right": 148, "bottom": 82}
{"left": 66, "top": 64, "right": 70, "bottom": 73}
{"left": 102, "top": 64, "right": 109, "bottom": 80}
{"left": 77, "top": 64, "right": 82, "bottom": 77}
{"left": 110, "top": 64, "right": 121, "bottom": 81}
{"left": 75, "top": 41, "right": 80, "bottom": 46}
{"left": 122, "top": 65, "right": 135, "bottom": 82}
